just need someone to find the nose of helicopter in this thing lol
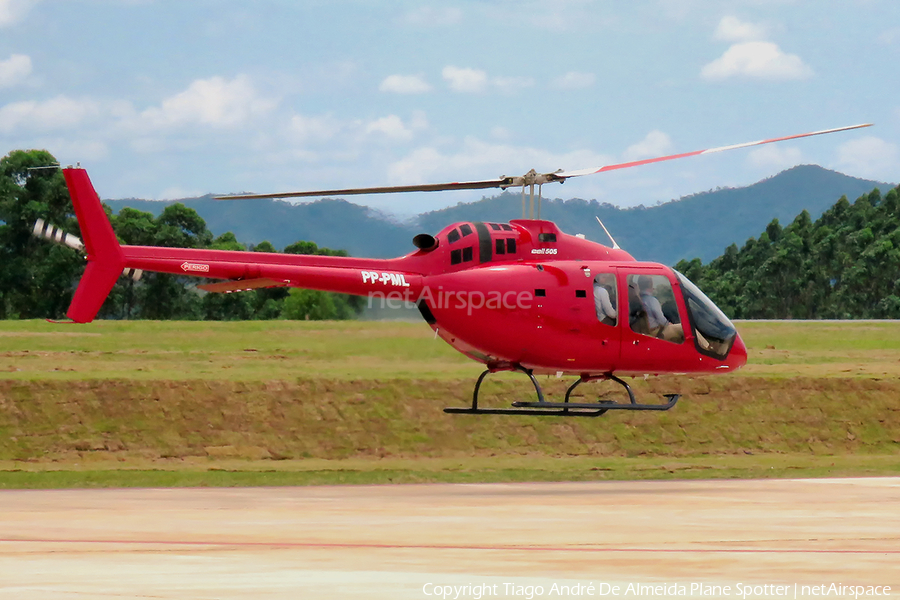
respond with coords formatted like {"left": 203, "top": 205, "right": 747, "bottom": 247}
{"left": 726, "top": 332, "right": 748, "bottom": 371}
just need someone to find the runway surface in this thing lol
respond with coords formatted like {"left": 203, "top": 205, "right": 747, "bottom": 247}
{"left": 0, "top": 477, "right": 898, "bottom": 599}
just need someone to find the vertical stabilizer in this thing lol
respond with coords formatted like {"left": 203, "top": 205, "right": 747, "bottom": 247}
{"left": 62, "top": 167, "right": 125, "bottom": 323}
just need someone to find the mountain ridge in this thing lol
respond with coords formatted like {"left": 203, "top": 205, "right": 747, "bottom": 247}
{"left": 104, "top": 165, "right": 893, "bottom": 266}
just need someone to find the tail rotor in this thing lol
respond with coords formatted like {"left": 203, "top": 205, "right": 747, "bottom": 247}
{"left": 32, "top": 218, "right": 84, "bottom": 252}
{"left": 31, "top": 217, "right": 141, "bottom": 282}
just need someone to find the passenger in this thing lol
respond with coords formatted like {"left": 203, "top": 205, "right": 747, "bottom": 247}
{"left": 628, "top": 281, "right": 649, "bottom": 334}
{"left": 593, "top": 274, "right": 617, "bottom": 325}
{"left": 638, "top": 275, "right": 684, "bottom": 342}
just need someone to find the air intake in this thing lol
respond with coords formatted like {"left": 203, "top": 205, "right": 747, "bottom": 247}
{"left": 412, "top": 233, "right": 438, "bottom": 251}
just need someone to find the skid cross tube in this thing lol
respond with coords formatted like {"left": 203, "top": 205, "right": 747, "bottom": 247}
{"left": 513, "top": 373, "right": 680, "bottom": 412}
{"left": 444, "top": 366, "right": 608, "bottom": 417}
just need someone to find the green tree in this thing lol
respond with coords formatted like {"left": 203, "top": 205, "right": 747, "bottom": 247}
{"left": 280, "top": 239, "right": 362, "bottom": 320}
{"left": 682, "top": 185, "right": 900, "bottom": 320}
{"left": 128, "top": 203, "right": 213, "bottom": 320}
{"left": 0, "top": 150, "right": 83, "bottom": 319}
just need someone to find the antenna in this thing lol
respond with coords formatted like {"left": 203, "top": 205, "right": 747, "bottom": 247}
{"left": 595, "top": 216, "right": 620, "bottom": 250}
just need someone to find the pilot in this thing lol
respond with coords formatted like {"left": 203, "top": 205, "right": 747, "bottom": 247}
{"left": 638, "top": 275, "right": 683, "bottom": 342}
{"left": 593, "top": 273, "right": 617, "bottom": 325}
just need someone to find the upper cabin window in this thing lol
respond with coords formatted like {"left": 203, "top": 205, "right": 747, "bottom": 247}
{"left": 538, "top": 233, "right": 557, "bottom": 242}
{"left": 459, "top": 224, "right": 473, "bottom": 237}
{"left": 450, "top": 247, "right": 474, "bottom": 266}
{"left": 489, "top": 223, "right": 501, "bottom": 231}
{"left": 593, "top": 273, "right": 618, "bottom": 327}
{"left": 447, "top": 229, "right": 461, "bottom": 244}
{"left": 627, "top": 274, "right": 685, "bottom": 343}
{"left": 501, "top": 224, "right": 513, "bottom": 231}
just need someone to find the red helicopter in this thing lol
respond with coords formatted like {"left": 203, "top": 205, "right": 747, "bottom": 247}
{"left": 41, "top": 123, "right": 870, "bottom": 417}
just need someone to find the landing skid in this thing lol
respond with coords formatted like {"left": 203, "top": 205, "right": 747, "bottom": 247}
{"left": 443, "top": 369, "right": 679, "bottom": 417}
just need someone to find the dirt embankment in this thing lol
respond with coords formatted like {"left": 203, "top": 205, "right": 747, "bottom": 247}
{"left": 1, "top": 377, "right": 899, "bottom": 462}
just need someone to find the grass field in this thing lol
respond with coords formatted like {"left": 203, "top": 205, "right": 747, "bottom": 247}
{"left": 1, "top": 319, "right": 898, "bottom": 487}
{"left": 3, "top": 319, "right": 900, "bottom": 380}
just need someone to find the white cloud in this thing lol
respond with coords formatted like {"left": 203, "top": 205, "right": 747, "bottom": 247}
{"left": 490, "top": 126, "right": 512, "bottom": 141}
{"left": 551, "top": 71, "right": 596, "bottom": 90}
{"left": 0, "top": 53, "right": 31, "bottom": 87}
{"left": 747, "top": 144, "right": 803, "bottom": 170}
{"left": 877, "top": 27, "right": 900, "bottom": 46}
{"left": 400, "top": 6, "right": 462, "bottom": 27}
{"left": 834, "top": 136, "right": 900, "bottom": 181}
{"left": 701, "top": 41, "right": 813, "bottom": 80}
{"left": 0, "top": 0, "right": 37, "bottom": 27}
{"left": 443, "top": 66, "right": 488, "bottom": 93}
{"left": 365, "top": 115, "right": 415, "bottom": 141}
{"left": 379, "top": 74, "right": 432, "bottom": 94}
{"left": 623, "top": 130, "right": 674, "bottom": 160}
{"left": 0, "top": 96, "right": 102, "bottom": 133}
{"left": 288, "top": 113, "right": 343, "bottom": 144}
{"left": 407, "top": 110, "right": 428, "bottom": 132}
{"left": 26, "top": 137, "right": 108, "bottom": 162}
{"left": 493, "top": 76, "right": 535, "bottom": 93}
{"left": 364, "top": 112, "right": 428, "bottom": 143}
{"left": 139, "top": 75, "right": 277, "bottom": 128}
{"left": 442, "top": 66, "right": 536, "bottom": 94}
{"left": 714, "top": 16, "right": 767, "bottom": 42}
{"left": 286, "top": 111, "right": 427, "bottom": 149}
{"left": 157, "top": 186, "right": 204, "bottom": 201}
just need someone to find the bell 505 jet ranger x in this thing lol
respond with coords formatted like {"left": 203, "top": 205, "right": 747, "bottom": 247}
{"left": 42, "top": 123, "right": 870, "bottom": 417}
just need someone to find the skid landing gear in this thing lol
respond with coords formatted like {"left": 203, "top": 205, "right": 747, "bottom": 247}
{"left": 443, "top": 369, "right": 679, "bottom": 417}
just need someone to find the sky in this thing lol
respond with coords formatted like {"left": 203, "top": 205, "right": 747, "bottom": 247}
{"left": 1, "top": 0, "right": 898, "bottom": 218}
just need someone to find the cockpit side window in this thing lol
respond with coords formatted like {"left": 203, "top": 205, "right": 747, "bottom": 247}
{"left": 447, "top": 229, "right": 461, "bottom": 244}
{"left": 593, "top": 273, "right": 617, "bottom": 327}
{"left": 626, "top": 274, "right": 684, "bottom": 343}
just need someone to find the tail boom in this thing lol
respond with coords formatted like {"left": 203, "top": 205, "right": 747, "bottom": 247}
{"left": 61, "top": 167, "right": 424, "bottom": 322}
{"left": 120, "top": 245, "right": 424, "bottom": 297}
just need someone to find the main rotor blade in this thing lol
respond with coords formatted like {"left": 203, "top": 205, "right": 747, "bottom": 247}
{"left": 216, "top": 177, "right": 514, "bottom": 200}
{"left": 553, "top": 123, "right": 873, "bottom": 180}
{"left": 215, "top": 123, "right": 871, "bottom": 201}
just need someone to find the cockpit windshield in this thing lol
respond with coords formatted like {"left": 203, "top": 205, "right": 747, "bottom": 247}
{"left": 674, "top": 271, "right": 737, "bottom": 360}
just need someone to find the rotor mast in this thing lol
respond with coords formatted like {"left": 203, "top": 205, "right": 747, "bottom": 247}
{"left": 511, "top": 169, "right": 558, "bottom": 219}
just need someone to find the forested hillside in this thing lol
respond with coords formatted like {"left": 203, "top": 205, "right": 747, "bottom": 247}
{"left": 4, "top": 148, "right": 898, "bottom": 321}
{"left": 1, "top": 150, "right": 361, "bottom": 321}
{"left": 676, "top": 185, "right": 900, "bottom": 319}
